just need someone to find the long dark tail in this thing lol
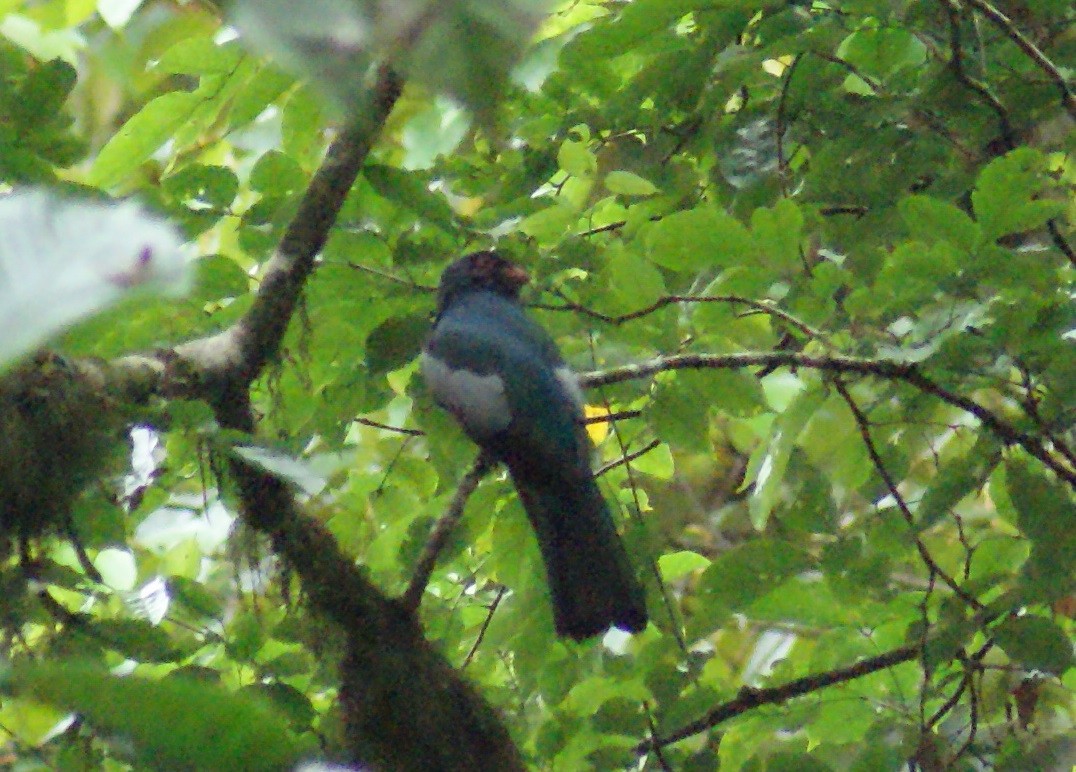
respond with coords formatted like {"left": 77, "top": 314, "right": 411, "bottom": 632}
{"left": 511, "top": 467, "right": 647, "bottom": 640}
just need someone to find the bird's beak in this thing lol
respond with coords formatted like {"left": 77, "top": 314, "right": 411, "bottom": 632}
{"left": 505, "top": 263, "right": 530, "bottom": 289}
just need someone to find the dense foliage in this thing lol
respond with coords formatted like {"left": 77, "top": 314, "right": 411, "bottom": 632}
{"left": 0, "top": 0, "right": 1073, "bottom": 769}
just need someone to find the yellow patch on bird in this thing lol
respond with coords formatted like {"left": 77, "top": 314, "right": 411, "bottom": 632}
{"left": 584, "top": 404, "right": 610, "bottom": 445}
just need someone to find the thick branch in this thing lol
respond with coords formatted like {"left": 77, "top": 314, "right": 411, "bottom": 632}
{"left": 223, "top": 424, "right": 522, "bottom": 771}
{"left": 152, "top": 66, "right": 523, "bottom": 769}
{"left": 637, "top": 645, "right": 918, "bottom": 753}
{"left": 172, "top": 67, "right": 403, "bottom": 395}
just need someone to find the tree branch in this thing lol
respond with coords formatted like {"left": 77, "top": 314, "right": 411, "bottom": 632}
{"left": 123, "top": 65, "right": 526, "bottom": 769}
{"left": 941, "top": 0, "right": 1015, "bottom": 150}
{"left": 172, "top": 66, "right": 403, "bottom": 396}
{"left": 219, "top": 388, "right": 523, "bottom": 770}
{"left": 403, "top": 453, "right": 494, "bottom": 612}
{"left": 636, "top": 644, "right": 919, "bottom": 753}
{"left": 964, "top": 0, "right": 1076, "bottom": 121}
{"left": 580, "top": 351, "right": 1076, "bottom": 489}
{"left": 542, "top": 293, "right": 829, "bottom": 342}
{"left": 596, "top": 439, "right": 661, "bottom": 477}
{"left": 833, "top": 379, "right": 983, "bottom": 610}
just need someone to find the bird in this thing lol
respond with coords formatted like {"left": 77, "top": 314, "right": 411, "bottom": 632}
{"left": 421, "top": 251, "right": 648, "bottom": 640}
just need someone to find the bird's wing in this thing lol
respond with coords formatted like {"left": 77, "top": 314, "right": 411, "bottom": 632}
{"left": 423, "top": 294, "right": 588, "bottom": 468}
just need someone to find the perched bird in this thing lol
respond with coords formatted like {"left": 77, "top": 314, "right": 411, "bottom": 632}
{"left": 421, "top": 251, "right": 648, "bottom": 640}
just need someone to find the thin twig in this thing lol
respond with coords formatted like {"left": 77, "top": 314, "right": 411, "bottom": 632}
{"left": 596, "top": 439, "right": 662, "bottom": 477}
{"left": 346, "top": 260, "right": 437, "bottom": 292}
{"left": 775, "top": 53, "right": 803, "bottom": 193}
{"left": 543, "top": 293, "right": 829, "bottom": 342}
{"left": 356, "top": 417, "right": 425, "bottom": 436}
{"left": 588, "top": 336, "right": 687, "bottom": 655}
{"left": 461, "top": 585, "right": 506, "bottom": 669}
{"left": 1046, "top": 220, "right": 1076, "bottom": 269}
{"left": 636, "top": 644, "right": 919, "bottom": 753}
{"left": 403, "top": 453, "right": 494, "bottom": 612}
{"left": 584, "top": 409, "right": 643, "bottom": 424}
{"left": 643, "top": 701, "right": 674, "bottom": 772}
{"left": 941, "top": 0, "right": 1015, "bottom": 149}
{"left": 965, "top": 0, "right": 1076, "bottom": 121}
{"left": 580, "top": 351, "right": 1076, "bottom": 489}
{"left": 833, "top": 379, "right": 983, "bottom": 611}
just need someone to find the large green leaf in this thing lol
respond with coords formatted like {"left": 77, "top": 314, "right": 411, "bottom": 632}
{"left": 6, "top": 661, "right": 305, "bottom": 770}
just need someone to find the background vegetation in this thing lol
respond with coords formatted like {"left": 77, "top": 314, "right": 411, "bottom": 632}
{"left": 0, "top": 0, "right": 1073, "bottom": 769}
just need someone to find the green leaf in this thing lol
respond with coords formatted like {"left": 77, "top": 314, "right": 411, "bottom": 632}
{"left": 156, "top": 36, "right": 244, "bottom": 75}
{"left": 90, "top": 92, "right": 198, "bottom": 187}
{"left": 658, "top": 550, "right": 711, "bottom": 581}
{"left": 558, "top": 138, "right": 596, "bottom": 176}
{"left": 697, "top": 540, "right": 810, "bottom": 628}
{"left": 165, "top": 164, "right": 239, "bottom": 210}
{"left": 365, "top": 312, "right": 428, "bottom": 379}
{"left": 643, "top": 206, "right": 753, "bottom": 271}
{"left": 899, "top": 195, "right": 981, "bottom": 253}
{"left": 916, "top": 434, "right": 1002, "bottom": 530}
{"left": 190, "top": 254, "right": 250, "bottom": 302}
{"left": 84, "top": 619, "right": 184, "bottom": 663}
{"left": 994, "top": 616, "right": 1074, "bottom": 675}
{"left": 250, "top": 151, "right": 305, "bottom": 196}
{"left": 747, "top": 384, "right": 826, "bottom": 530}
{"left": 364, "top": 164, "right": 458, "bottom": 233}
{"left": 1005, "top": 458, "right": 1076, "bottom": 602}
{"left": 243, "top": 682, "right": 316, "bottom": 729}
{"left": 14, "top": 58, "right": 76, "bottom": 128}
{"left": 972, "top": 148, "right": 1066, "bottom": 240}
{"left": 837, "top": 27, "right": 927, "bottom": 79}
{"left": 631, "top": 441, "right": 674, "bottom": 480}
{"left": 648, "top": 371, "right": 711, "bottom": 453}
{"left": 520, "top": 201, "right": 578, "bottom": 244}
{"left": 602, "top": 244, "right": 666, "bottom": 312}
{"left": 605, "top": 170, "right": 658, "bottom": 196}
{"left": 170, "top": 577, "right": 225, "bottom": 618}
{"left": 7, "top": 660, "right": 303, "bottom": 770}
{"left": 751, "top": 198, "right": 803, "bottom": 271}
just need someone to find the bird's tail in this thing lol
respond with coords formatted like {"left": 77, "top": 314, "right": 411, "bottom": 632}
{"left": 511, "top": 469, "right": 648, "bottom": 640}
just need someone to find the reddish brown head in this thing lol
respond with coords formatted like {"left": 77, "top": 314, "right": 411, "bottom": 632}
{"left": 435, "top": 251, "right": 530, "bottom": 313}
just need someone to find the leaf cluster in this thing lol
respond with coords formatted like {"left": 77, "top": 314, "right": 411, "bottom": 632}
{"left": 0, "top": 0, "right": 1073, "bottom": 769}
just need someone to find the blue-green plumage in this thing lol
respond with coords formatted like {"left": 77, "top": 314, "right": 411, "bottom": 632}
{"left": 422, "top": 252, "right": 647, "bottom": 640}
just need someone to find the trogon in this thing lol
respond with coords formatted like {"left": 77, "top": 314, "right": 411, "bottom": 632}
{"left": 421, "top": 251, "right": 648, "bottom": 640}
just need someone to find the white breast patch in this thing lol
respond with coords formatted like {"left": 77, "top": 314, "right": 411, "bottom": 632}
{"left": 421, "top": 352, "right": 512, "bottom": 437}
{"left": 554, "top": 365, "right": 585, "bottom": 411}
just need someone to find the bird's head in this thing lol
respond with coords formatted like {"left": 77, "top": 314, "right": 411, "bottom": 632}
{"left": 436, "top": 251, "right": 530, "bottom": 313}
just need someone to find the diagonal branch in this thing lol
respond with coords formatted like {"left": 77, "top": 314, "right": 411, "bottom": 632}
{"left": 403, "top": 453, "right": 494, "bottom": 612}
{"left": 172, "top": 66, "right": 403, "bottom": 395}
{"left": 596, "top": 439, "right": 661, "bottom": 477}
{"left": 832, "top": 379, "right": 983, "bottom": 611}
{"left": 637, "top": 644, "right": 919, "bottom": 753}
{"left": 143, "top": 66, "right": 525, "bottom": 770}
{"left": 940, "top": 0, "right": 1015, "bottom": 149}
{"left": 964, "top": 0, "right": 1076, "bottom": 121}
{"left": 222, "top": 407, "right": 523, "bottom": 770}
